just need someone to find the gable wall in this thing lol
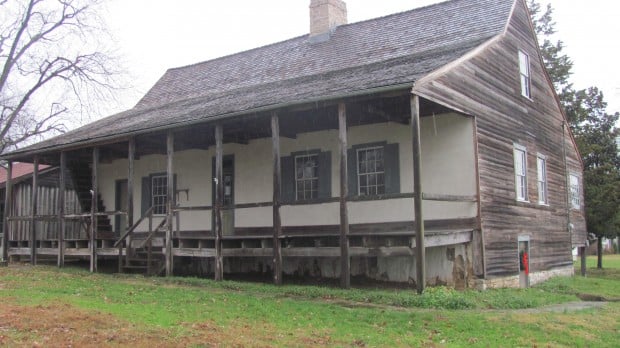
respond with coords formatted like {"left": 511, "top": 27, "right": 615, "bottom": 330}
{"left": 413, "top": 0, "right": 586, "bottom": 278}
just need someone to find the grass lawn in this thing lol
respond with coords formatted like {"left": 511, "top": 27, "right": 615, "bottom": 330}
{"left": 0, "top": 256, "right": 618, "bottom": 347}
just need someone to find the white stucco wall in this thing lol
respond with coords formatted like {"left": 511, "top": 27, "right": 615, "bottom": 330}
{"left": 98, "top": 113, "right": 477, "bottom": 232}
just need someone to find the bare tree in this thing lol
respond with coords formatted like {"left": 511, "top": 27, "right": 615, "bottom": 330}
{"left": 0, "top": 0, "right": 122, "bottom": 153}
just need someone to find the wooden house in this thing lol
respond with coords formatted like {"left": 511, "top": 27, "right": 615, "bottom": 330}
{"left": 0, "top": 0, "right": 586, "bottom": 290}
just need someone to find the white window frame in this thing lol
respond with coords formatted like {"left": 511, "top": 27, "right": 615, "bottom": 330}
{"left": 151, "top": 174, "right": 168, "bottom": 215}
{"left": 519, "top": 50, "right": 531, "bottom": 99}
{"left": 536, "top": 153, "right": 548, "bottom": 205}
{"left": 357, "top": 146, "right": 385, "bottom": 196}
{"left": 569, "top": 173, "right": 580, "bottom": 210}
{"left": 294, "top": 154, "right": 319, "bottom": 201}
{"left": 514, "top": 144, "right": 528, "bottom": 202}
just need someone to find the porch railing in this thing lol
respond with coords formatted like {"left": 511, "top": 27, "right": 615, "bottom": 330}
{"left": 114, "top": 205, "right": 177, "bottom": 275}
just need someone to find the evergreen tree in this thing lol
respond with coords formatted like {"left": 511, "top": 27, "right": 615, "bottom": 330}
{"left": 529, "top": 1, "right": 620, "bottom": 268}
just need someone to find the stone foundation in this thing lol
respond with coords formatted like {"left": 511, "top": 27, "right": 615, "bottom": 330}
{"left": 476, "top": 265, "right": 574, "bottom": 290}
{"left": 172, "top": 244, "right": 473, "bottom": 287}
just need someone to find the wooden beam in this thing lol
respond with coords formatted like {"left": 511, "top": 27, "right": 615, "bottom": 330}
{"left": 124, "top": 138, "right": 135, "bottom": 270}
{"left": 57, "top": 152, "right": 66, "bottom": 268}
{"left": 471, "top": 117, "right": 486, "bottom": 278}
{"left": 421, "top": 193, "right": 477, "bottom": 202}
{"left": 214, "top": 124, "right": 224, "bottom": 281}
{"left": 411, "top": 94, "right": 425, "bottom": 294}
{"left": 165, "top": 131, "right": 174, "bottom": 276}
{"left": 271, "top": 112, "right": 283, "bottom": 285}
{"left": 1, "top": 161, "right": 12, "bottom": 263}
{"left": 30, "top": 156, "right": 39, "bottom": 265}
{"left": 338, "top": 102, "right": 350, "bottom": 289}
{"left": 580, "top": 246, "right": 587, "bottom": 276}
{"left": 90, "top": 147, "right": 99, "bottom": 273}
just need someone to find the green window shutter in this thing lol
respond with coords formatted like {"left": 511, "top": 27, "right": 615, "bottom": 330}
{"left": 141, "top": 176, "right": 150, "bottom": 216}
{"left": 318, "top": 151, "right": 332, "bottom": 199}
{"left": 384, "top": 143, "right": 400, "bottom": 194}
{"left": 281, "top": 156, "right": 295, "bottom": 203}
{"left": 347, "top": 148, "right": 357, "bottom": 197}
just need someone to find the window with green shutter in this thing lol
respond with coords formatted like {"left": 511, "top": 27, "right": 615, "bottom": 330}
{"left": 281, "top": 149, "right": 331, "bottom": 203}
{"left": 348, "top": 142, "right": 400, "bottom": 197}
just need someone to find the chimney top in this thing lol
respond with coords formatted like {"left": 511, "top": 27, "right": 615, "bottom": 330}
{"left": 309, "top": 0, "right": 348, "bottom": 38}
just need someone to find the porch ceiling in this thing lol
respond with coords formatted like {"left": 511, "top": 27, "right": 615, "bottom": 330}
{"left": 20, "top": 94, "right": 456, "bottom": 166}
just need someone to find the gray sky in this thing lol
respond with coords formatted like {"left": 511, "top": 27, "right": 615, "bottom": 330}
{"left": 103, "top": 0, "right": 620, "bottom": 115}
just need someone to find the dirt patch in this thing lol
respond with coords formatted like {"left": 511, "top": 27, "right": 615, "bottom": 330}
{"left": 0, "top": 303, "right": 184, "bottom": 347}
{"left": 0, "top": 302, "right": 335, "bottom": 347}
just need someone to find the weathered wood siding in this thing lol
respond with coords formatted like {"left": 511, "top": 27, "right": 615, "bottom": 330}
{"left": 413, "top": 0, "right": 586, "bottom": 277}
{"left": 9, "top": 183, "right": 83, "bottom": 241}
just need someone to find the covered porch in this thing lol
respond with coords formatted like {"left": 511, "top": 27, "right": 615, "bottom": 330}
{"left": 1, "top": 88, "right": 483, "bottom": 291}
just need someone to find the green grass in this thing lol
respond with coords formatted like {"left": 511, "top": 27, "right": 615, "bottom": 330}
{"left": 0, "top": 259, "right": 618, "bottom": 347}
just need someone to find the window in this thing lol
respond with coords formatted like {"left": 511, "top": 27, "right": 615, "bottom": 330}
{"left": 537, "top": 154, "right": 548, "bottom": 205}
{"left": 151, "top": 174, "right": 168, "bottom": 215}
{"left": 514, "top": 145, "right": 528, "bottom": 201}
{"left": 281, "top": 150, "right": 331, "bottom": 203}
{"left": 569, "top": 173, "right": 580, "bottom": 209}
{"left": 357, "top": 147, "right": 385, "bottom": 196}
{"left": 295, "top": 154, "right": 318, "bottom": 200}
{"left": 519, "top": 50, "right": 531, "bottom": 98}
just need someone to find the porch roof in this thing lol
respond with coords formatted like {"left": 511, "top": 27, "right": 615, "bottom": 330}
{"left": 3, "top": 0, "right": 514, "bottom": 160}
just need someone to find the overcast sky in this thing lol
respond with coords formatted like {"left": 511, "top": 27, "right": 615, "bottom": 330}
{"left": 103, "top": 0, "right": 620, "bottom": 116}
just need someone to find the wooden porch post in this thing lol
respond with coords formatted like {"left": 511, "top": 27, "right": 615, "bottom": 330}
{"left": 123, "top": 138, "right": 135, "bottom": 271}
{"left": 338, "top": 102, "right": 350, "bottom": 289}
{"left": 271, "top": 112, "right": 283, "bottom": 285}
{"left": 214, "top": 124, "right": 224, "bottom": 281}
{"left": 1, "top": 161, "right": 13, "bottom": 263}
{"left": 165, "top": 131, "right": 174, "bottom": 276}
{"left": 57, "top": 152, "right": 66, "bottom": 268}
{"left": 580, "top": 246, "right": 587, "bottom": 276}
{"left": 30, "top": 156, "right": 39, "bottom": 265}
{"left": 90, "top": 147, "right": 99, "bottom": 273}
{"left": 411, "top": 94, "right": 425, "bottom": 294}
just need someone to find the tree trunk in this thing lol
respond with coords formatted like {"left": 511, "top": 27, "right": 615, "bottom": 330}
{"left": 597, "top": 237, "right": 603, "bottom": 269}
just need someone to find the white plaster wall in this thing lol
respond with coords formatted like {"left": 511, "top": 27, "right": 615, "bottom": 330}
{"left": 375, "top": 244, "right": 470, "bottom": 285}
{"left": 97, "top": 113, "right": 477, "bottom": 231}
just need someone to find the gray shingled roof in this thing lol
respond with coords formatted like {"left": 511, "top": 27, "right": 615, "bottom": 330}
{"left": 5, "top": 0, "right": 514, "bottom": 158}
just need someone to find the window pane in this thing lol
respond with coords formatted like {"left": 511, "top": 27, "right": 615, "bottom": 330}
{"left": 295, "top": 155, "right": 319, "bottom": 200}
{"left": 357, "top": 147, "right": 385, "bottom": 196}
{"left": 377, "top": 173, "right": 384, "bottom": 187}
{"left": 359, "top": 160, "right": 367, "bottom": 173}
{"left": 514, "top": 147, "right": 528, "bottom": 201}
{"left": 519, "top": 51, "right": 529, "bottom": 75}
{"left": 521, "top": 76, "right": 529, "bottom": 96}
{"left": 152, "top": 175, "right": 168, "bottom": 214}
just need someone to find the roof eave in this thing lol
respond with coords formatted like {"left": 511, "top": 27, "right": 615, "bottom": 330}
{"left": 1, "top": 82, "right": 414, "bottom": 161}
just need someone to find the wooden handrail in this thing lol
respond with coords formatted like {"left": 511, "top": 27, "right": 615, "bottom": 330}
{"left": 138, "top": 217, "right": 168, "bottom": 249}
{"left": 114, "top": 206, "right": 154, "bottom": 247}
{"left": 82, "top": 219, "right": 91, "bottom": 240}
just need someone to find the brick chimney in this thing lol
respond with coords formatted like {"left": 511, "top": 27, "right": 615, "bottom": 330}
{"left": 309, "top": 0, "right": 347, "bottom": 37}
